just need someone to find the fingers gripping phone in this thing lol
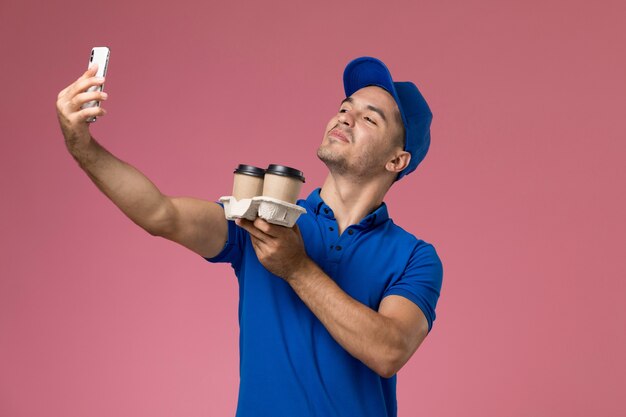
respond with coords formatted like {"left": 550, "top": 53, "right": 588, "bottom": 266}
{"left": 82, "top": 47, "right": 110, "bottom": 123}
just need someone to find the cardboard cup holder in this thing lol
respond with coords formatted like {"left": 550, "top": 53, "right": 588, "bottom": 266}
{"left": 222, "top": 164, "right": 306, "bottom": 228}
{"left": 220, "top": 196, "right": 306, "bottom": 228}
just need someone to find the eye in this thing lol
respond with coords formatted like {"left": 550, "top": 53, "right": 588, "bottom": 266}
{"left": 364, "top": 116, "right": 377, "bottom": 125}
{"left": 339, "top": 108, "right": 348, "bottom": 113}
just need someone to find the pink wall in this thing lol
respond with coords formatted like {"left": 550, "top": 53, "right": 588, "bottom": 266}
{"left": 1, "top": 0, "right": 625, "bottom": 416}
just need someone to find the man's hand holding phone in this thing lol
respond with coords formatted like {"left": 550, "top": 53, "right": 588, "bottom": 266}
{"left": 56, "top": 46, "right": 110, "bottom": 156}
{"left": 56, "top": 64, "right": 108, "bottom": 154}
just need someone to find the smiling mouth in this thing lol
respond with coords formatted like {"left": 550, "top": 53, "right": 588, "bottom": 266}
{"left": 329, "top": 128, "right": 350, "bottom": 143}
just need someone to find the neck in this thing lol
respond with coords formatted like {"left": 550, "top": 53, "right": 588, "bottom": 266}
{"left": 319, "top": 172, "right": 391, "bottom": 234}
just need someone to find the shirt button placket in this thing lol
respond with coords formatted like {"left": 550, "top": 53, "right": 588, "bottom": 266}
{"left": 327, "top": 218, "right": 340, "bottom": 259}
{"left": 331, "top": 227, "right": 355, "bottom": 261}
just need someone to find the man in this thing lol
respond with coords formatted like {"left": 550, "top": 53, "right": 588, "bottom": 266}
{"left": 56, "top": 56, "right": 443, "bottom": 417}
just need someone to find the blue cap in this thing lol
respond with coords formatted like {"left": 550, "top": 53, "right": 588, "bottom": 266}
{"left": 343, "top": 57, "right": 432, "bottom": 180}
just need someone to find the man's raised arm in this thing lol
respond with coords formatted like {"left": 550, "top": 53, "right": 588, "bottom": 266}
{"left": 56, "top": 65, "right": 227, "bottom": 258}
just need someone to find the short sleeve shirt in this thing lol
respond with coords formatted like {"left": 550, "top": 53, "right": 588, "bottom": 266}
{"left": 206, "top": 188, "right": 443, "bottom": 417}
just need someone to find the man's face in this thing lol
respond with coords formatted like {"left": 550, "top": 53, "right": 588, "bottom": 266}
{"left": 317, "top": 86, "right": 404, "bottom": 180}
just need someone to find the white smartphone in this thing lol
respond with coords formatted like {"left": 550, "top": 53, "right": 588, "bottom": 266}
{"left": 82, "top": 46, "right": 110, "bottom": 123}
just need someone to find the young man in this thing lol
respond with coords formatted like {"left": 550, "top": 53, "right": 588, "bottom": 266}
{"left": 57, "top": 56, "right": 443, "bottom": 417}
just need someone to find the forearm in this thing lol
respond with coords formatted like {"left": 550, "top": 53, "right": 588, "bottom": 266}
{"left": 287, "top": 260, "right": 410, "bottom": 378}
{"left": 69, "top": 136, "right": 172, "bottom": 235}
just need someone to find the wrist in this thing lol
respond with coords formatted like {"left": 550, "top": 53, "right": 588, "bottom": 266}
{"left": 286, "top": 256, "right": 317, "bottom": 285}
{"left": 67, "top": 134, "right": 97, "bottom": 167}
{"left": 62, "top": 117, "right": 90, "bottom": 148}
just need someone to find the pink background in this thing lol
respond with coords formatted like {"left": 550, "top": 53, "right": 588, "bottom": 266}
{"left": 1, "top": 0, "right": 625, "bottom": 415}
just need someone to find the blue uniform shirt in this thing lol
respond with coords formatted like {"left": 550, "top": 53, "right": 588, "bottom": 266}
{"left": 206, "top": 188, "right": 443, "bottom": 417}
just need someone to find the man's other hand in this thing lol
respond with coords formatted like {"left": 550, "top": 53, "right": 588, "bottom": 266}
{"left": 236, "top": 218, "right": 310, "bottom": 280}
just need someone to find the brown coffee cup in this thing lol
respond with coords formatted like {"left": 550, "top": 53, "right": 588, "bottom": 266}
{"left": 232, "top": 164, "right": 265, "bottom": 200}
{"left": 262, "top": 164, "right": 306, "bottom": 204}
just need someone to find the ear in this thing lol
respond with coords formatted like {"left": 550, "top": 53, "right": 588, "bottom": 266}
{"left": 385, "top": 150, "right": 411, "bottom": 174}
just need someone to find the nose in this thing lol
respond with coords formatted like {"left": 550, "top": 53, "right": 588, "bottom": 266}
{"left": 337, "top": 111, "right": 354, "bottom": 127}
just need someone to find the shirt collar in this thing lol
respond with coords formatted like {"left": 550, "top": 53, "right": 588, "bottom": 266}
{"left": 304, "top": 188, "right": 389, "bottom": 229}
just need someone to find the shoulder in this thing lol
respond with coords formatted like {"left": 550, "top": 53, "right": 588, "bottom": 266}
{"left": 381, "top": 220, "right": 443, "bottom": 269}
{"left": 382, "top": 219, "right": 438, "bottom": 249}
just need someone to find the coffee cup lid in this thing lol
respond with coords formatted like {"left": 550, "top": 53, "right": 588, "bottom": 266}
{"left": 234, "top": 164, "right": 265, "bottom": 178}
{"left": 265, "top": 164, "right": 305, "bottom": 183}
